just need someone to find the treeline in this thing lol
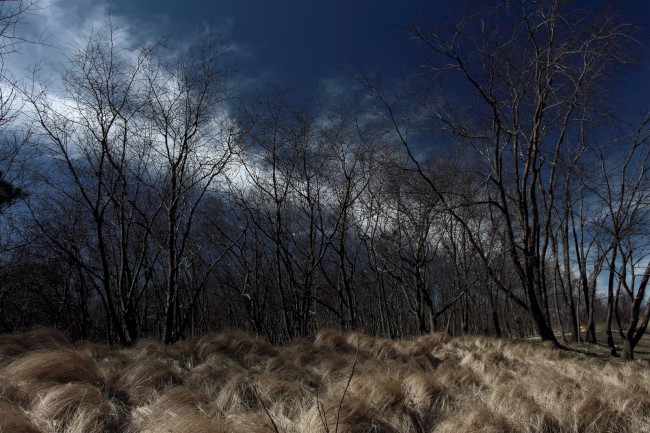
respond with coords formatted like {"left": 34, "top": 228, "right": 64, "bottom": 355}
{"left": 0, "top": 1, "right": 649, "bottom": 359}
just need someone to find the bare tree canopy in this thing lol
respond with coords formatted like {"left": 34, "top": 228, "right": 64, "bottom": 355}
{"left": 0, "top": 0, "right": 647, "bottom": 363}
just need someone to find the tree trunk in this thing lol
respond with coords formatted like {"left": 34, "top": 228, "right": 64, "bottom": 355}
{"left": 621, "top": 338, "right": 634, "bottom": 361}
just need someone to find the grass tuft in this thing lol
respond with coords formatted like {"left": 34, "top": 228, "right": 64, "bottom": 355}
{"left": 31, "top": 383, "right": 122, "bottom": 433}
{"left": 1, "top": 350, "right": 100, "bottom": 384}
{"left": 0, "top": 328, "right": 72, "bottom": 364}
{"left": 0, "top": 400, "right": 41, "bottom": 433}
{"left": 117, "top": 359, "right": 181, "bottom": 405}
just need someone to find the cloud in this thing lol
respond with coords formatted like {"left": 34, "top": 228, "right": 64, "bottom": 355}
{"left": 8, "top": 3, "right": 88, "bottom": 77}
{"left": 5, "top": 0, "right": 153, "bottom": 83}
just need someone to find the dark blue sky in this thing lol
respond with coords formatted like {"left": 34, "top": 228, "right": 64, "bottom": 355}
{"left": 108, "top": 0, "right": 650, "bottom": 108}
{"left": 106, "top": 0, "right": 454, "bottom": 88}
{"left": 12, "top": 0, "right": 650, "bottom": 108}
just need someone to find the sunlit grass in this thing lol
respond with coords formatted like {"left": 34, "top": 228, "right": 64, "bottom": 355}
{"left": 0, "top": 328, "right": 649, "bottom": 432}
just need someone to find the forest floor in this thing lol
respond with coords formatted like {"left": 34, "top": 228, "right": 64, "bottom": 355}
{"left": 550, "top": 327, "right": 650, "bottom": 362}
{"left": 1, "top": 327, "right": 649, "bottom": 433}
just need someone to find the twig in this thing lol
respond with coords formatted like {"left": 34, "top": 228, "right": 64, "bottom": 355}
{"left": 251, "top": 382, "right": 281, "bottom": 433}
{"left": 335, "top": 342, "right": 359, "bottom": 433}
{"left": 316, "top": 391, "right": 330, "bottom": 433}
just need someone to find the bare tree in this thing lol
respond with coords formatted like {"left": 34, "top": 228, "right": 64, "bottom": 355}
{"left": 26, "top": 21, "right": 235, "bottom": 345}
{"left": 0, "top": 0, "right": 41, "bottom": 292}
{"left": 0, "top": 0, "right": 41, "bottom": 209}
{"left": 363, "top": 0, "right": 636, "bottom": 344}
{"left": 319, "top": 108, "right": 376, "bottom": 331}
{"left": 26, "top": 22, "right": 161, "bottom": 345}
{"left": 234, "top": 90, "right": 342, "bottom": 340}
{"left": 595, "top": 114, "right": 650, "bottom": 360}
{"left": 142, "top": 30, "right": 236, "bottom": 344}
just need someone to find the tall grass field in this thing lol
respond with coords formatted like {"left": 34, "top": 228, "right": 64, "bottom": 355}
{"left": 0, "top": 328, "right": 649, "bottom": 433}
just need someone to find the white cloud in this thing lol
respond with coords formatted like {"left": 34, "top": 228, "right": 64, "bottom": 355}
{"left": 5, "top": 0, "right": 145, "bottom": 84}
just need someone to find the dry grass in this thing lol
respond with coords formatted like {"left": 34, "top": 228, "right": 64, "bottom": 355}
{"left": 1, "top": 328, "right": 649, "bottom": 432}
{"left": 0, "top": 328, "right": 72, "bottom": 364}
{"left": 31, "top": 383, "right": 121, "bottom": 433}
{"left": 1, "top": 350, "right": 100, "bottom": 384}
{"left": 0, "top": 400, "right": 41, "bottom": 433}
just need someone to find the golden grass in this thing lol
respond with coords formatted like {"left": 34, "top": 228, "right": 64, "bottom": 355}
{"left": 128, "top": 386, "right": 219, "bottom": 433}
{"left": 1, "top": 328, "right": 649, "bottom": 433}
{"left": 195, "top": 330, "right": 278, "bottom": 367}
{"left": 31, "top": 383, "right": 121, "bottom": 433}
{"left": 117, "top": 358, "right": 182, "bottom": 405}
{"left": 0, "top": 328, "right": 72, "bottom": 364}
{"left": 7, "top": 351, "right": 99, "bottom": 383}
